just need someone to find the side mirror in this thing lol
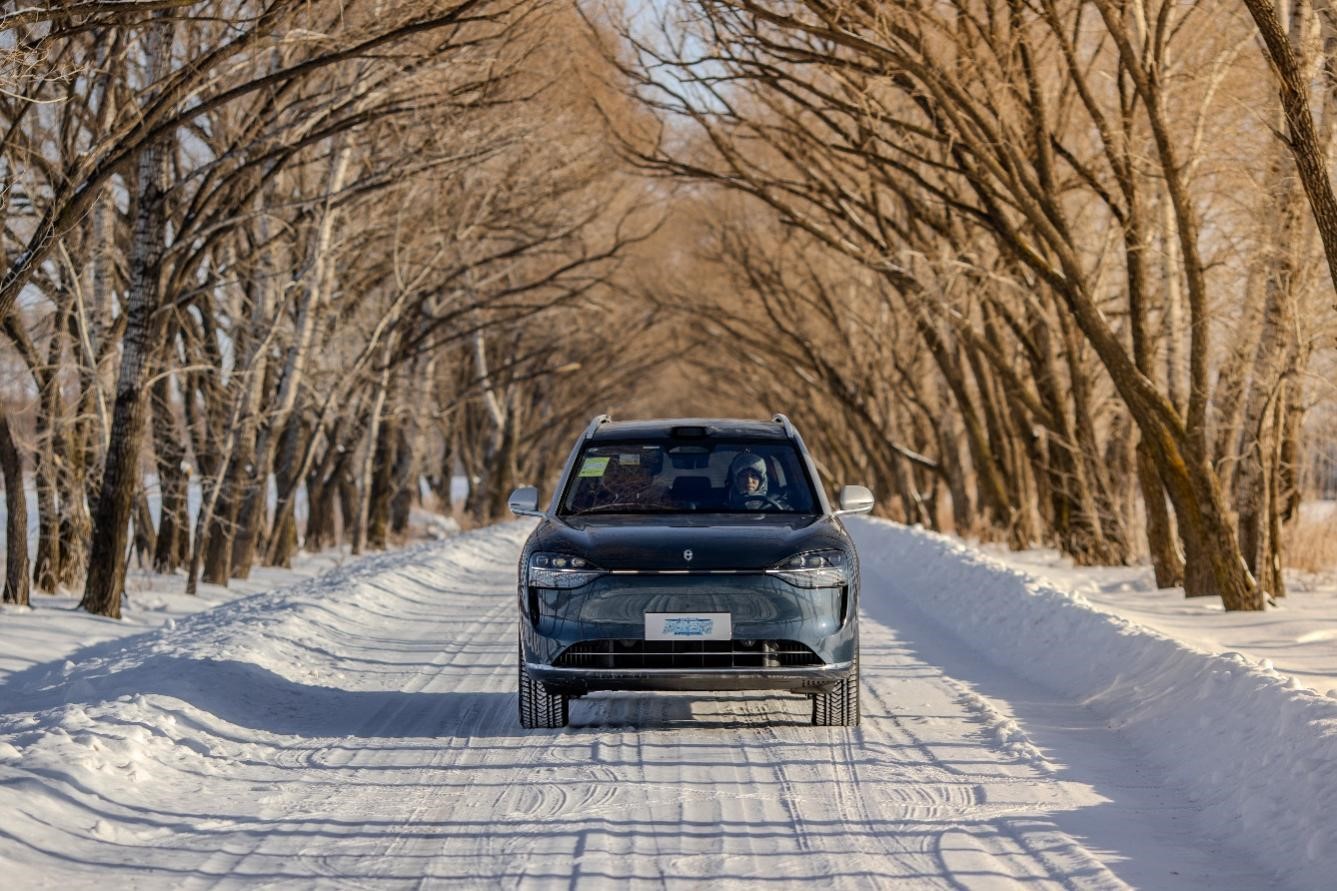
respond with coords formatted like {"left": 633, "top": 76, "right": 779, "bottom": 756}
{"left": 835, "top": 484, "right": 874, "bottom": 515}
{"left": 508, "top": 485, "right": 543, "bottom": 518}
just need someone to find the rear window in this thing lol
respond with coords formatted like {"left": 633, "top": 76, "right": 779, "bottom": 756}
{"left": 559, "top": 439, "right": 819, "bottom": 515}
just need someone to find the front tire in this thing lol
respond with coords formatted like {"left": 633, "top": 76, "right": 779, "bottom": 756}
{"left": 812, "top": 645, "right": 860, "bottom": 727}
{"left": 518, "top": 636, "right": 568, "bottom": 729}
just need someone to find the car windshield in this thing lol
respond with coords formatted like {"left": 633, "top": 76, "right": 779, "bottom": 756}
{"left": 559, "top": 439, "right": 820, "bottom": 515}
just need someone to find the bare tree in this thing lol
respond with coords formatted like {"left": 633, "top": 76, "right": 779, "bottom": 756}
{"left": 589, "top": 0, "right": 1335, "bottom": 609}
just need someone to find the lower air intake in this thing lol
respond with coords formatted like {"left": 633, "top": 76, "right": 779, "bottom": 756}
{"left": 554, "top": 639, "right": 823, "bottom": 670}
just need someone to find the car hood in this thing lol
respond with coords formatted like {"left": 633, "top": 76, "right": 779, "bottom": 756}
{"left": 530, "top": 513, "right": 848, "bottom": 571}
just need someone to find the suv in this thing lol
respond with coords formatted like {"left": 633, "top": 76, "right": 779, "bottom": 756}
{"left": 509, "top": 415, "right": 874, "bottom": 728}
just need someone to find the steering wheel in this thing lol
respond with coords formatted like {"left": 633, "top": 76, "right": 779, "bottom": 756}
{"left": 742, "top": 494, "right": 787, "bottom": 511}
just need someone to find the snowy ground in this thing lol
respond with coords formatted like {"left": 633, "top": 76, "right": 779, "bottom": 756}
{"left": 0, "top": 519, "right": 1331, "bottom": 888}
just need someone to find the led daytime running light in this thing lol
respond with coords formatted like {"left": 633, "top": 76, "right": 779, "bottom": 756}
{"left": 767, "top": 549, "right": 848, "bottom": 588}
{"left": 528, "top": 552, "right": 603, "bottom": 589}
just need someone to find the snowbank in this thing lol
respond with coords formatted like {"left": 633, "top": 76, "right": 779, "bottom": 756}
{"left": 975, "top": 539, "right": 1337, "bottom": 696}
{"left": 0, "top": 528, "right": 525, "bottom": 846}
{"left": 0, "top": 534, "right": 489, "bottom": 719}
{"left": 0, "top": 549, "right": 354, "bottom": 683}
{"left": 850, "top": 517, "right": 1337, "bottom": 888}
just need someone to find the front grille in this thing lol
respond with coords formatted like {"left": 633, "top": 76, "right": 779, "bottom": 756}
{"left": 554, "top": 639, "right": 823, "bottom": 670}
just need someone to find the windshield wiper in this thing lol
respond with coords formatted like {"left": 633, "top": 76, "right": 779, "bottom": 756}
{"left": 566, "top": 505, "right": 662, "bottom": 516}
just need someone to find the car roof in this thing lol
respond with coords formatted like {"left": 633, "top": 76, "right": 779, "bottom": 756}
{"left": 588, "top": 417, "right": 791, "bottom": 442}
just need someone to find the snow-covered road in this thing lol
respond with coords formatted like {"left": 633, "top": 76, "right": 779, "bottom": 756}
{"left": 0, "top": 523, "right": 1300, "bottom": 888}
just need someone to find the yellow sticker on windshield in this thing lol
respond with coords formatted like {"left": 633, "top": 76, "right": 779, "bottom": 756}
{"left": 578, "top": 456, "right": 611, "bottom": 477}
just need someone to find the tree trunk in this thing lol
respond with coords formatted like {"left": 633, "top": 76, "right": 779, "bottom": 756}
{"left": 233, "top": 143, "right": 351, "bottom": 575}
{"left": 918, "top": 320, "right": 1013, "bottom": 535}
{"left": 367, "top": 389, "right": 401, "bottom": 549}
{"left": 263, "top": 406, "right": 308, "bottom": 567}
{"left": 223, "top": 425, "right": 265, "bottom": 578}
{"left": 963, "top": 340, "right": 1032, "bottom": 549}
{"left": 485, "top": 407, "right": 521, "bottom": 523}
{"left": 63, "top": 287, "right": 109, "bottom": 590}
{"left": 1048, "top": 263, "right": 1257, "bottom": 606}
{"left": 1137, "top": 440, "right": 1184, "bottom": 588}
{"left": 57, "top": 491, "right": 91, "bottom": 591}
{"left": 1265, "top": 387, "right": 1288, "bottom": 599}
{"left": 31, "top": 428, "right": 60, "bottom": 594}
{"left": 186, "top": 442, "right": 234, "bottom": 596}
{"left": 337, "top": 463, "right": 359, "bottom": 547}
{"left": 460, "top": 408, "right": 487, "bottom": 524}
{"left": 202, "top": 470, "right": 241, "bottom": 584}
{"left": 266, "top": 387, "right": 372, "bottom": 566}
{"left": 306, "top": 471, "right": 339, "bottom": 551}
{"left": 213, "top": 248, "right": 274, "bottom": 582}
{"left": 891, "top": 453, "right": 932, "bottom": 528}
{"left": 1152, "top": 432, "right": 1262, "bottom": 609}
{"left": 32, "top": 309, "right": 66, "bottom": 593}
{"left": 1243, "top": 0, "right": 1337, "bottom": 312}
{"left": 389, "top": 425, "right": 416, "bottom": 536}
{"left": 354, "top": 363, "right": 391, "bottom": 555}
{"left": 1160, "top": 197, "right": 1188, "bottom": 417}
{"left": 433, "top": 427, "right": 456, "bottom": 512}
{"left": 89, "top": 186, "right": 116, "bottom": 355}
{"left": 81, "top": 19, "right": 171, "bottom": 619}
{"left": 938, "top": 420, "right": 974, "bottom": 535}
{"left": 303, "top": 419, "right": 348, "bottom": 551}
{"left": 151, "top": 368, "right": 190, "bottom": 573}
{"left": 1, "top": 413, "right": 31, "bottom": 606}
{"left": 265, "top": 414, "right": 305, "bottom": 568}
{"left": 1262, "top": 382, "right": 1283, "bottom": 596}
{"left": 133, "top": 488, "right": 157, "bottom": 570}
{"left": 1278, "top": 369, "right": 1307, "bottom": 526}
{"left": 1057, "top": 313, "right": 1129, "bottom": 565}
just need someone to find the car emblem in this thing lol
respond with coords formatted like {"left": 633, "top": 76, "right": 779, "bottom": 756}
{"left": 683, "top": 548, "right": 693, "bottom": 562}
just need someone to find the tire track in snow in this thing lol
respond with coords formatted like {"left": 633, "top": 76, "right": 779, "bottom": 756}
{"left": 286, "top": 600, "right": 517, "bottom": 889}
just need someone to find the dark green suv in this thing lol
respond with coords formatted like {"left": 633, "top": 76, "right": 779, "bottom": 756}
{"left": 509, "top": 415, "right": 874, "bottom": 728}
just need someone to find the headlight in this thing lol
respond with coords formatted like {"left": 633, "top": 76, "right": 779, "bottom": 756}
{"left": 767, "top": 549, "right": 849, "bottom": 587}
{"left": 528, "top": 552, "right": 605, "bottom": 588}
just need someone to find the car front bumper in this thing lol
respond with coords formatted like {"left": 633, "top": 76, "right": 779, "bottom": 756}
{"left": 518, "top": 572, "right": 857, "bottom": 694}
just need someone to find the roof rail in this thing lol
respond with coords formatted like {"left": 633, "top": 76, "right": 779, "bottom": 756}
{"left": 583, "top": 413, "right": 611, "bottom": 440}
{"left": 772, "top": 413, "right": 796, "bottom": 438}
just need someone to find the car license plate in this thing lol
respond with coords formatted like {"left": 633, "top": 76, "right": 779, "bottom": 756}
{"left": 645, "top": 612, "right": 731, "bottom": 640}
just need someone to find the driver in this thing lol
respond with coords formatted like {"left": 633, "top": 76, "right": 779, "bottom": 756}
{"left": 727, "top": 452, "right": 787, "bottom": 510}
